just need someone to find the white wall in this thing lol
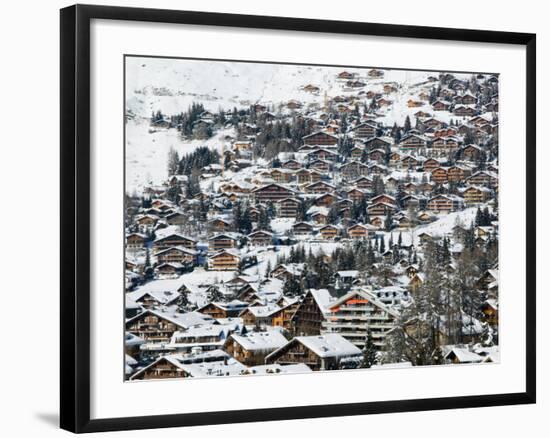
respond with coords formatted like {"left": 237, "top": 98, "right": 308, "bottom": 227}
{"left": 0, "top": 0, "right": 546, "bottom": 436}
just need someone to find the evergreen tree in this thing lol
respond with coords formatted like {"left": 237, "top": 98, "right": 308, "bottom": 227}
{"left": 361, "top": 331, "right": 377, "bottom": 368}
{"left": 404, "top": 115, "right": 412, "bottom": 133}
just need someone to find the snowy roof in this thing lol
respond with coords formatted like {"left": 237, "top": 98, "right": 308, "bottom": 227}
{"left": 293, "top": 334, "right": 362, "bottom": 358}
{"left": 243, "top": 304, "right": 282, "bottom": 318}
{"left": 126, "top": 289, "right": 181, "bottom": 305}
{"left": 228, "top": 330, "right": 288, "bottom": 351}
{"left": 310, "top": 289, "right": 336, "bottom": 315}
{"left": 246, "top": 363, "right": 312, "bottom": 375}
{"left": 130, "top": 278, "right": 189, "bottom": 295}
{"left": 127, "top": 307, "right": 216, "bottom": 330}
{"left": 443, "top": 347, "right": 484, "bottom": 363}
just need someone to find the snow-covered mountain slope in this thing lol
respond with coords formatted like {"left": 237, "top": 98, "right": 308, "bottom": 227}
{"left": 125, "top": 119, "right": 235, "bottom": 194}
{"left": 125, "top": 56, "right": 467, "bottom": 117}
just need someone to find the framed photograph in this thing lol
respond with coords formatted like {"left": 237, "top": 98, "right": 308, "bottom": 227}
{"left": 60, "top": 4, "right": 536, "bottom": 433}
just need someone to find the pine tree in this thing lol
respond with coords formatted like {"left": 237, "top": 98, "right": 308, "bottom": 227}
{"left": 167, "top": 147, "right": 180, "bottom": 177}
{"left": 361, "top": 331, "right": 377, "bottom": 368}
{"left": 404, "top": 115, "right": 412, "bottom": 133}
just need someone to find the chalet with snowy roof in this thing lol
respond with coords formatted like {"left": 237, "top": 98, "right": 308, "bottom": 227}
{"left": 239, "top": 304, "right": 283, "bottom": 327}
{"left": 224, "top": 330, "right": 288, "bottom": 366}
{"left": 368, "top": 163, "right": 388, "bottom": 176}
{"left": 265, "top": 334, "right": 362, "bottom": 371}
{"left": 353, "top": 122, "right": 377, "bottom": 139}
{"left": 270, "top": 168, "right": 293, "bottom": 183}
{"left": 401, "top": 194, "right": 424, "bottom": 210}
{"left": 463, "top": 186, "right": 492, "bottom": 205}
{"left": 126, "top": 233, "right": 147, "bottom": 249}
{"left": 432, "top": 100, "right": 451, "bottom": 111}
{"left": 302, "top": 131, "right": 338, "bottom": 146}
{"left": 448, "top": 165, "right": 470, "bottom": 183}
{"left": 126, "top": 308, "right": 215, "bottom": 343}
{"left": 399, "top": 133, "right": 428, "bottom": 151}
{"left": 314, "top": 193, "right": 338, "bottom": 207}
{"left": 166, "top": 324, "right": 238, "bottom": 353}
{"left": 130, "top": 350, "right": 245, "bottom": 380}
{"left": 153, "top": 233, "right": 197, "bottom": 252}
{"left": 276, "top": 197, "right": 301, "bottom": 218}
{"left": 281, "top": 159, "right": 301, "bottom": 170}
{"left": 253, "top": 183, "right": 295, "bottom": 203}
{"left": 367, "top": 202, "right": 397, "bottom": 216}
{"left": 369, "top": 148, "right": 386, "bottom": 162}
{"left": 467, "top": 170, "right": 498, "bottom": 188}
{"left": 208, "top": 233, "right": 239, "bottom": 252}
{"left": 208, "top": 217, "right": 232, "bottom": 233}
{"left": 197, "top": 301, "right": 249, "bottom": 319}
{"left": 304, "top": 180, "right": 335, "bottom": 194}
{"left": 422, "top": 118, "right": 445, "bottom": 130}
{"left": 370, "top": 194, "right": 397, "bottom": 206}
{"left": 347, "top": 188, "right": 366, "bottom": 202}
{"left": 292, "top": 221, "right": 315, "bottom": 237}
{"left": 364, "top": 136, "right": 393, "bottom": 150}
{"left": 303, "top": 84, "right": 320, "bottom": 93}
{"left": 462, "top": 144, "right": 483, "bottom": 160}
{"left": 156, "top": 246, "right": 198, "bottom": 265}
{"left": 309, "top": 159, "right": 332, "bottom": 173}
{"left": 347, "top": 223, "right": 371, "bottom": 239}
{"left": 247, "top": 230, "right": 273, "bottom": 246}
{"left": 401, "top": 154, "right": 420, "bottom": 170}
{"left": 427, "top": 194, "right": 464, "bottom": 213}
{"left": 431, "top": 167, "right": 448, "bottom": 184}
{"left": 432, "top": 136, "right": 461, "bottom": 153}
{"left": 354, "top": 176, "right": 374, "bottom": 191}
{"left": 422, "top": 157, "right": 443, "bottom": 172}
{"left": 135, "top": 214, "right": 159, "bottom": 228}
{"left": 319, "top": 224, "right": 340, "bottom": 240}
{"left": 126, "top": 289, "right": 181, "bottom": 309}
{"left": 307, "top": 148, "right": 338, "bottom": 162}
{"left": 208, "top": 249, "right": 241, "bottom": 271}
{"left": 454, "top": 105, "right": 476, "bottom": 117}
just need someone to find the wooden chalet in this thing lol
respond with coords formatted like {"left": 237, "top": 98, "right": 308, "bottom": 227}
{"left": 314, "top": 193, "right": 338, "bottom": 207}
{"left": 208, "top": 249, "right": 241, "bottom": 271}
{"left": 265, "top": 334, "right": 362, "bottom": 371}
{"left": 247, "top": 230, "right": 273, "bottom": 246}
{"left": 302, "top": 131, "right": 338, "bottom": 146}
{"left": 347, "top": 223, "right": 370, "bottom": 239}
{"left": 463, "top": 186, "right": 492, "bottom": 205}
{"left": 399, "top": 133, "right": 428, "bottom": 151}
{"left": 427, "top": 194, "right": 463, "bottom": 213}
{"left": 431, "top": 167, "right": 448, "bottom": 184}
{"left": 253, "top": 183, "right": 295, "bottom": 203}
{"left": 277, "top": 197, "right": 301, "bottom": 218}
{"left": 319, "top": 224, "right": 340, "bottom": 240}
{"left": 126, "top": 233, "right": 146, "bottom": 249}
{"left": 292, "top": 221, "right": 315, "bottom": 237}
{"left": 156, "top": 247, "right": 197, "bottom": 265}
{"left": 353, "top": 122, "right": 377, "bottom": 139}
{"left": 224, "top": 331, "right": 288, "bottom": 366}
{"left": 153, "top": 234, "right": 197, "bottom": 252}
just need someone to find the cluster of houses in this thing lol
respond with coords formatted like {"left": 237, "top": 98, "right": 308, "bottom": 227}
{"left": 124, "top": 68, "right": 499, "bottom": 379}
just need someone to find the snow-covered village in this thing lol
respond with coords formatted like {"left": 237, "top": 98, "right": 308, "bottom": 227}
{"left": 124, "top": 58, "right": 499, "bottom": 381}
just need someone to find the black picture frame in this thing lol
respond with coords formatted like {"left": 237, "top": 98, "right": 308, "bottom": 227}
{"left": 60, "top": 4, "right": 536, "bottom": 433}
